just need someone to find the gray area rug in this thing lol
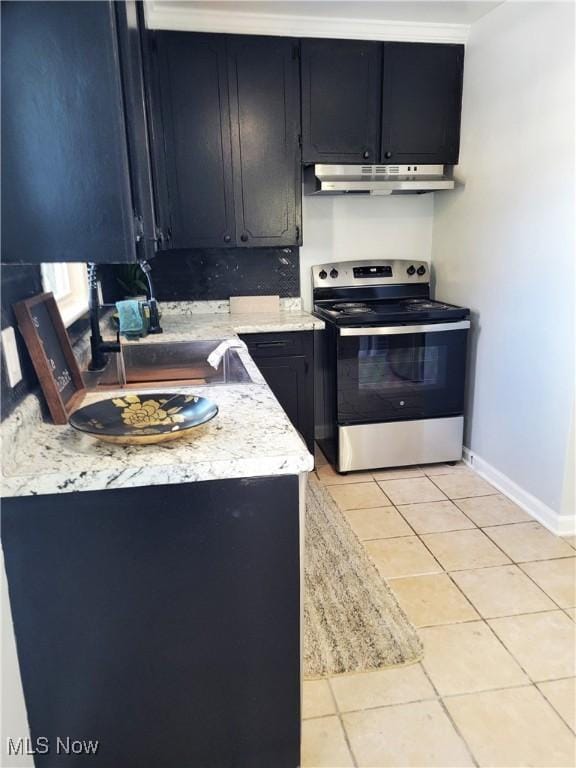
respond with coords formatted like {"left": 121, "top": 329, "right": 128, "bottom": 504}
{"left": 304, "top": 474, "right": 423, "bottom": 678}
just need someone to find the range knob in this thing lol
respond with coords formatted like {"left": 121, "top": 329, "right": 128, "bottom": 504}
{"left": 318, "top": 269, "right": 328, "bottom": 279}
{"left": 417, "top": 265, "right": 426, "bottom": 276}
{"left": 407, "top": 265, "right": 416, "bottom": 276}
{"left": 330, "top": 268, "right": 339, "bottom": 279}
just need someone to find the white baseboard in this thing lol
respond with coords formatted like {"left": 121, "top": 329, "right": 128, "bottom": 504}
{"left": 463, "top": 447, "right": 575, "bottom": 536}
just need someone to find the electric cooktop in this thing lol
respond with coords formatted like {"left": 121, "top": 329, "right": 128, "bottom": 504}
{"left": 313, "top": 297, "right": 470, "bottom": 326}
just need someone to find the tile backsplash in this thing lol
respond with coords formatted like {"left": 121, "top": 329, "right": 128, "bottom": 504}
{"left": 101, "top": 247, "right": 300, "bottom": 303}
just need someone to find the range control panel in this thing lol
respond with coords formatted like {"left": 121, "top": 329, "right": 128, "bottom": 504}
{"left": 312, "top": 260, "right": 429, "bottom": 289}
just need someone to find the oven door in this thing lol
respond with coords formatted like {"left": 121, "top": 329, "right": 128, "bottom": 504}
{"left": 337, "top": 321, "right": 470, "bottom": 424}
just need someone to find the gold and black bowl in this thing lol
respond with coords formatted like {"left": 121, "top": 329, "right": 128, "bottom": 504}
{"left": 69, "top": 393, "right": 218, "bottom": 445}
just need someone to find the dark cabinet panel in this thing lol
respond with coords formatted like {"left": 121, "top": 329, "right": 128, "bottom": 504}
{"left": 148, "top": 33, "right": 301, "bottom": 250}
{"left": 154, "top": 33, "right": 235, "bottom": 249}
{"left": 301, "top": 39, "right": 381, "bottom": 164}
{"left": 228, "top": 37, "right": 301, "bottom": 247}
{"left": 381, "top": 43, "right": 464, "bottom": 164}
{"left": 1, "top": 1, "right": 151, "bottom": 264}
{"left": 3, "top": 476, "right": 300, "bottom": 767}
{"left": 255, "top": 356, "right": 314, "bottom": 453}
{"left": 241, "top": 332, "right": 314, "bottom": 453}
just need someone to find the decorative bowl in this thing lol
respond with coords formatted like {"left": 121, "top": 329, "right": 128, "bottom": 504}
{"left": 69, "top": 393, "right": 218, "bottom": 445}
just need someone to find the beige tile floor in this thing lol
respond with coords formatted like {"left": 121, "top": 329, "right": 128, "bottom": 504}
{"left": 303, "top": 447, "right": 576, "bottom": 768}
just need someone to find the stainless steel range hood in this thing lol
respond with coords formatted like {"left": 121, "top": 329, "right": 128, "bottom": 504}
{"left": 303, "top": 164, "right": 455, "bottom": 195}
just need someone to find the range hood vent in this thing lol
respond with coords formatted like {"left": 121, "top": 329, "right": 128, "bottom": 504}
{"left": 304, "top": 164, "right": 455, "bottom": 196}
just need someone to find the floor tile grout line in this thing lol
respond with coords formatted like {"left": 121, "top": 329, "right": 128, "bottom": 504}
{"left": 363, "top": 538, "right": 574, "bottom": 579}
{"left": 415, "top": 525, "right": 518, "bottom": 572}
{"left": 514, "top": 561, "right": 572, "bottom": 613}
{"left": 448, "top": 564, "right": 561, "bottom": 615}
{"left": 344, "top": 503, "right": 421, "bottom": 540}
{"left": 477, "top": 613, "right": 539, "bottom": 686}
{"left": 478, "top": 523, "right": 576, "bottom": 566}
{"left": 325, "top": 677, "right": 359, "bottom": 768}
{"left": 417, "top": 658, "right": 480, "bottom": 768}
{"left": 403, "top": 607, "right": 573, "bottom": 629}
{"left": 393, "top": 499, "right": 481, "bottom": 535}
{"left": 425, "top": 470, "right": 490, "bottom": 501}
{"left": 421, "top": 523, "right": 516, "bottom": 570}
{"left": 375, "top": 478, "right": 450, "bottom": 506}
{"left": 302, "top": 676, "right": 576, "bottom": 721}
{"left": 533, "top": 683, "right": 576, "bottom": 736}
{"left": 442, "top": 569, "right": 485, "bottom": 619}
{"left": 403, "top": 527, "right": 452, "bottom": 574}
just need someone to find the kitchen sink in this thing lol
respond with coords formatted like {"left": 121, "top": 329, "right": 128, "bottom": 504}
{"left": 83, "top": 339, "right": 253, "bottom": 390}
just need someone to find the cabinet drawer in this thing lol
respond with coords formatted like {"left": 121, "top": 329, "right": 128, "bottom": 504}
{"left": 241, "top": 332, "right": 305, "bottom": 358}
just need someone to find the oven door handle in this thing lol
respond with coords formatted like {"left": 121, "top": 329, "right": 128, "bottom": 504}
{"left": 338, "top": 320, "right": 471, "bottom": 336}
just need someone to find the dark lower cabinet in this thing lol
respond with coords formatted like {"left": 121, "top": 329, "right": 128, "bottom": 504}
{"left": 241, "top": 332, "right": 314, "bottom": 454}
{"left": 2, "top": 476, "right": 301, "bottom": 767}
{"left": 301, "top": 39, "right": 382, "bottom": 164}
{"left": 1, "top": 1, "right": 155, "bottom": 265}
{"left": 381, "top": 43, "right": 464, "bottom": 165}
{"left": 147, "top": 33, "right": 302, "bottom": 250}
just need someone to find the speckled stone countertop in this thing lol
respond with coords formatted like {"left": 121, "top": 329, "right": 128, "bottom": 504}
{"left": 1, "top": 308, "right": 323, "bottom": 499}
{"left": 122, "top": 309, "right": 325, "bottom": 345}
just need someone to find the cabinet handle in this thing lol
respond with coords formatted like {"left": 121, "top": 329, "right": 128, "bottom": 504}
{"left": 240, "top": 233, "right": 249, "bottom": 243}
{"left": 255, "top": 340, "right": 288, "bottom": 348}
{"left": 384, "top": 151, "right": 392, "bottom": 159}
{"left": 362, "top": 150, "right": 370, "bottom": 160}
{"left": 223, "top": 234, "right": 231, "bottom": 243}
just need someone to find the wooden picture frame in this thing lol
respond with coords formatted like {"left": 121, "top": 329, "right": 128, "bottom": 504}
{"left": 13, "top": 293, "right": 85, "bottom": 424}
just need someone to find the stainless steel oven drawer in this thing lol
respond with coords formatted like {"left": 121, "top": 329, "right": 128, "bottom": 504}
{"left": 338, "top": 416, "right": 464, "bottom": 472}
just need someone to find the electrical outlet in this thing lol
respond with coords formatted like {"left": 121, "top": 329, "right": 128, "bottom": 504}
{"left": 1, "top": 327, "right": 23, "bottom": 387}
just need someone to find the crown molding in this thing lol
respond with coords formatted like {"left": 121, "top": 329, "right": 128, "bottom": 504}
{"left": 144, "top": 3, "right": 470, "bottom": 44}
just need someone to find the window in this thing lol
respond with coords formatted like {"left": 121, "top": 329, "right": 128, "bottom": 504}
{"left": 41, "top": 263, "right": 89, "bottom": 327}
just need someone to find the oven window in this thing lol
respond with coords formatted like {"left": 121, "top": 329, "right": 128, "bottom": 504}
{"left": 358, "top": 340, "right": 443, "bottom": 392}
{"left": 337, "top": 329, "right": 467, "bottom": 424}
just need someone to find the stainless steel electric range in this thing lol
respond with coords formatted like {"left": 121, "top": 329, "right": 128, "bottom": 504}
{"left": 313, "top": 259, "right": 471, "bottom": 472}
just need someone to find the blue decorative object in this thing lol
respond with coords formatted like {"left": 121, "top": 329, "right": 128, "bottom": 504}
{"left": 116, "top": 300, "right": 150, "bottom": 339}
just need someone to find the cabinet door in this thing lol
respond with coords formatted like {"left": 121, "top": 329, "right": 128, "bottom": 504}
{"left": 227, "top": 36, "right": 301, "bottom": 248}
{"left": 381, "top": 43, "right": 464, "bottom": 165}
{"left": 301, "top": 39, "right": 381, "bottom": 164}
{"left": 253, "top": 356, "right": 314, "bottom": 453}
{"left": 1, "top": 1, "right": 144, "bottom": 264}
{"left": 154, "top": 33, "right": 235, "bottom": 249}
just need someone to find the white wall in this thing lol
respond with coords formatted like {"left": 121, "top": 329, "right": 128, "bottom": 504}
{"left": 431, "top": 1, "right": 575, "bottom": 532}
{"left": 300, "top": 194, "right": 434, "bottom": 310}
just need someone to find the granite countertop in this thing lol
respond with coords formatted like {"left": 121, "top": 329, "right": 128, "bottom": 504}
{"left": 122, "top": 307, "right": 325, "bottom": 344}
{"left": 1, "top": 308, "right": 324, "bottom": 499}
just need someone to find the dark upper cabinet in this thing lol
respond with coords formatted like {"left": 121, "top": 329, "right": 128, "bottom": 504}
{"left": 301, "top": 39, "right": 382, "bottom": 164}
{"left": 228, "top": 36, "right": 301, "bottom": 247}
{"left": 147, "top": 33, "right": 301, "bottom": 250}
{"left": 1, "top": 1, "right": 155, "bottom": 265}
{"left": 152, "top": 33, "right": 235, "bottom": 249}
{"left": 381, "top": 43, "right": 464, "bottom": 165}
{"left": 301, "top": 39, "right": 464, "bottom": 167}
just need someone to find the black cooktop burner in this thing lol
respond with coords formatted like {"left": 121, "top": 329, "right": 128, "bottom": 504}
{"left": 405, "top": 300, "right": 451, "bottom": 311}
{"left": 331, "top": 301, "right": 376, "bottom": 315}
{"left": 332, "top": 302, "right": 369, "bottom": 310}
